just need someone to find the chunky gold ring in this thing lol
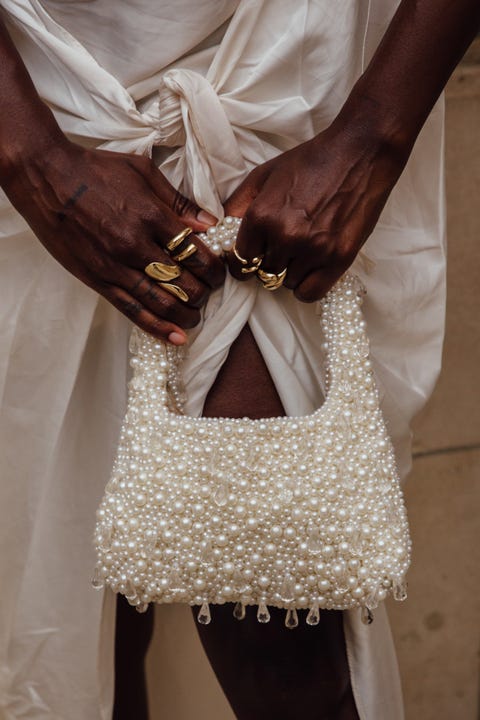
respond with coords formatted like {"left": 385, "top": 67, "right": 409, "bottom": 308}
{"left": 166, "top": 227, "right": 193, "bottom": 252}
{"left": 171, "top": 242, "right": 198, "bottom": 263}
{"left": 144, "top": 261, "right": 181, "bottom": 282}
{"left": 257, "top": 267, "right": 287, "bottom": 291}
{"left": 157, "top": 282, "right": 189, "bottom": 303}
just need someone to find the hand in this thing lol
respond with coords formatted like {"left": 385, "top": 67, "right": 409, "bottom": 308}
{"left": 225, "top": 121, "right": 407, "bottom": 301}
{"left": 3, "top": 139, "right": 225, "bottom": 344}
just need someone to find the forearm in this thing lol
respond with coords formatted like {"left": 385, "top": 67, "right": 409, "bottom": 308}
{"left": 335, "top": 0, "right": 480, "bottom": 154}
{"left": 0, "top": 16, "right": 65, "bottom": 183}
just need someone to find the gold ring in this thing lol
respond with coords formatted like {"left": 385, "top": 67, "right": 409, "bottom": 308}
{"left": 166, "top": 227, "right": 193, "bottom": 252}
{"left": 257, "top": 267, "right": 287, "bottom": 291}
{"left": 232, "top": 244, "right": 263, "bottom": 274}
{"left": 157, "top": 282, "right": 189, "bottom": 303}
{"left": 233, "top": 245, "right": 263, "bottom": 267}
{"left": 171, "top": 242, "right": 198, "bottom": 263}
{"left": 144, "top": 261, "right": 181, "bottom": 282}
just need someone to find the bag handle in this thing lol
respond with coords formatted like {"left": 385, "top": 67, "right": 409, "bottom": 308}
{"left": 127, "top": 272, "right": 371, "bottom": 421}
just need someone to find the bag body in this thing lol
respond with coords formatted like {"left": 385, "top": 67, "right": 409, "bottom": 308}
{"left": 93, "top": 270, "right": 410, "bottom": 627}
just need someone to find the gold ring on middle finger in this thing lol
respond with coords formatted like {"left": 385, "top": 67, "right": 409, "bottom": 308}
{"left": 144, "top": 261, "right": 181, "bottom": 282}
{"left": 171, "top": 243, "right": 198, "bottom": 263}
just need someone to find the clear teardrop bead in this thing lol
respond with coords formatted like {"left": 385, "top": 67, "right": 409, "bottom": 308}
{"left": 98, "top": 523, "right": 113, "bottom": 552}
{"left": 213, "top": 483, "right": 229, "bottom": 507}
{"left": 142, "top": 532, "right": 157, "bottom": 558}
{"left": 136, "top": 602, "right": 149, "bottom": 614}
{"left": 307, "top": 532, "right": 322, "bottom": 555}
{"left": 197, "top": 602, "right": 211, "bottom": 625}
{"left": 233, "top": 569, "right": 248, "bottom": 593}
{"left": 393, "top": 579, "right": 408, "bottom": 602}
{"left": 200, "top": 540, "right": 215, "bottom": 565}
{"left": 285, "top": 608, "right": 299, "bottom": 629}
{"left": 365, "top": 590, "right": 379, "bottom": 610}
{"left": 168, "top": 567, "right": 186, "bottom": 593}
{"left": 257, "top": 602, "right": 270, "bottom": 623}
{"left": 124, "top": 579, "right": 137, "bottom": 600}
{"left": 349, "top": 529, "right": 364, "bottom": 556}
{"left": 233, "top": 602, "right": 246, "bottom": 621}
{"left": 91, "top": 566, "right": 104, "bottom": 591}
{"left": 306, "top": 604, "right": 320, "bottom": 626}
{"left": 280, "top": 574, "right": 295, "bottom": 602}
{"left": 361, "top": 606, "right": 374, "bottom": 625}
{"left": 128, "top": 328, "right": 141, "bottom": 354}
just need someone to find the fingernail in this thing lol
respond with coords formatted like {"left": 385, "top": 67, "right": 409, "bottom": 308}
{"left": 168, "top": 331, "right": 187, "bottom": 346}
{"left": 197, "top": 210, "right": 217, "bottom": 225}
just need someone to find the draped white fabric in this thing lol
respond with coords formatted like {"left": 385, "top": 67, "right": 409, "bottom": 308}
{"left": 0, "top": 1, "right": 446, "bottom": 718}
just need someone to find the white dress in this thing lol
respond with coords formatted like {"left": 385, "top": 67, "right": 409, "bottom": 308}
{"left": 0, "top": 1, "right": 446, "bottom": 718}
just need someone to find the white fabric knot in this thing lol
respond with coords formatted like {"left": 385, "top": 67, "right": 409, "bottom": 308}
{"left": 155, "top": 76, "right": 187, "bottom": 148}
{"left": 148, "top": 68, "right": 247, "bottom": 218}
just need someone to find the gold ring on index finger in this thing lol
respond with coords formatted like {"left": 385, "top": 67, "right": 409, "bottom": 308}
{"left": 166, "top": 227, "right": 193, "bottom": 252}
{"left": 232, "top": 244, "right": 263, "bottom": 274}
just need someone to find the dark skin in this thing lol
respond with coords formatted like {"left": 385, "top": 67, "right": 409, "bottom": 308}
{"left": 2, "top": 2, "right": 479, "bottom": 331}
{"left": 1, "top": 2, "right": 480, "bottom": 719}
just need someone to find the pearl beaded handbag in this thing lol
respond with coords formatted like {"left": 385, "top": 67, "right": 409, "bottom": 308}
{"left": 93, "top": 220, "right": 411, "bottom": 628}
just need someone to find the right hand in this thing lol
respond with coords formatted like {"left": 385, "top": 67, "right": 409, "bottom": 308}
{"left": 2, "top": 138, "right": 225, "bottom": 344}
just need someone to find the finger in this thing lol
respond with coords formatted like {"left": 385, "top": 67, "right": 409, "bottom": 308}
{"left": 226, "top": 212, "right": 267, "bottom": 281}
{"left": 103, "top": 285, "right": 188, "bottom": 345}
{"left": 293, "top": 268, "right": 340, "bottom": 303}
{"left": 150, "top": 209, "right": 225, "bottom": 290}
{"left": 120, "top": 240, "right": 210, "bottom": 310}
{"left": 223, "top": 173, "right": 261, "bottom": 219}
{"left": 141, "top": 160, "right": 218, "bottom": 231}
{"left": 256, "top": 235, "right": 292, "bottom": 277}
{"left": 120, "top": 269, "right": 202, "bottom": 326}
{"left": 281, "top": 250, "right": 312, "bottom": 290}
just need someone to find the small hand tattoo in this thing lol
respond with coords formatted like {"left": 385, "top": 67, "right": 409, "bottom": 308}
{"left": 57, "top": 184, "right": 88, "bottom": 222}
{"left": 122, "top": 300, "right": 142, "bottom": 317}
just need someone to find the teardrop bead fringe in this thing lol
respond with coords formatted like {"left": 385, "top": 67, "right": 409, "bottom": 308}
{"left": 194, "top": 603, "right": 380, "bottom": 627}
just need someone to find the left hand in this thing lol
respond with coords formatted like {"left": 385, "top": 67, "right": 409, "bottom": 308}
{"left": 224, "top": 121, "right": 407, "bottom": 301}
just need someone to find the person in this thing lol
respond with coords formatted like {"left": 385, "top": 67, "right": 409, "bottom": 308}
{"left": 0, "top": 1, "right": 479, "bottom": 718}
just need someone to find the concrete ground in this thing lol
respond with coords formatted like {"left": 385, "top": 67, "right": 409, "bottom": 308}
{"left": 146, "top": 42, "right": 480, "bottom": 720}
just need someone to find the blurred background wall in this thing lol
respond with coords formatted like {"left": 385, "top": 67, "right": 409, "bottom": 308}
{"left": 146, "top": 40, "right": 480, "bottom": 720}
{"left": 387, "top": 37, "right": 480, "bottom": 720}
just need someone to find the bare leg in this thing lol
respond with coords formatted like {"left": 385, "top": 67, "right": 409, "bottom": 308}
{"left": 195, "top": 324, "right": 360, "bottom": 720}
{"left": 113, "top": 594, "right": 154, "bottom": 720}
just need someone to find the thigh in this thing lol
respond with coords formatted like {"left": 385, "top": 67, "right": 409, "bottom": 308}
{"left": 195, "top": 324, "right": 359, "bottom": 720}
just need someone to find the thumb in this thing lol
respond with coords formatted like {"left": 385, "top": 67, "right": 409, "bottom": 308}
{"left": 144, "top": 160, "right": 218, "bottom": 231}
{"left": 223, "top": 174, "right": 260, "bottom": 219}
{"left": 170, "top": 189, "right": 218, "bottom": 232}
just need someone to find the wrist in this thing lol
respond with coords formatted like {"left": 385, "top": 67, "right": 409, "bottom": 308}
{"left": 0, "top": 101, "right": 67, "bottom": 186}
{"left": 328, "top": 75, "right": 420, "bottom": 169}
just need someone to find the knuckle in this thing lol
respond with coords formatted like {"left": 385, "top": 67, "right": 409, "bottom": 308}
{"left": 172, "top": 190, "right": 195, "bottom": 218}
{"left": 119, "top": 234, "right": 139, "bottom": 258}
